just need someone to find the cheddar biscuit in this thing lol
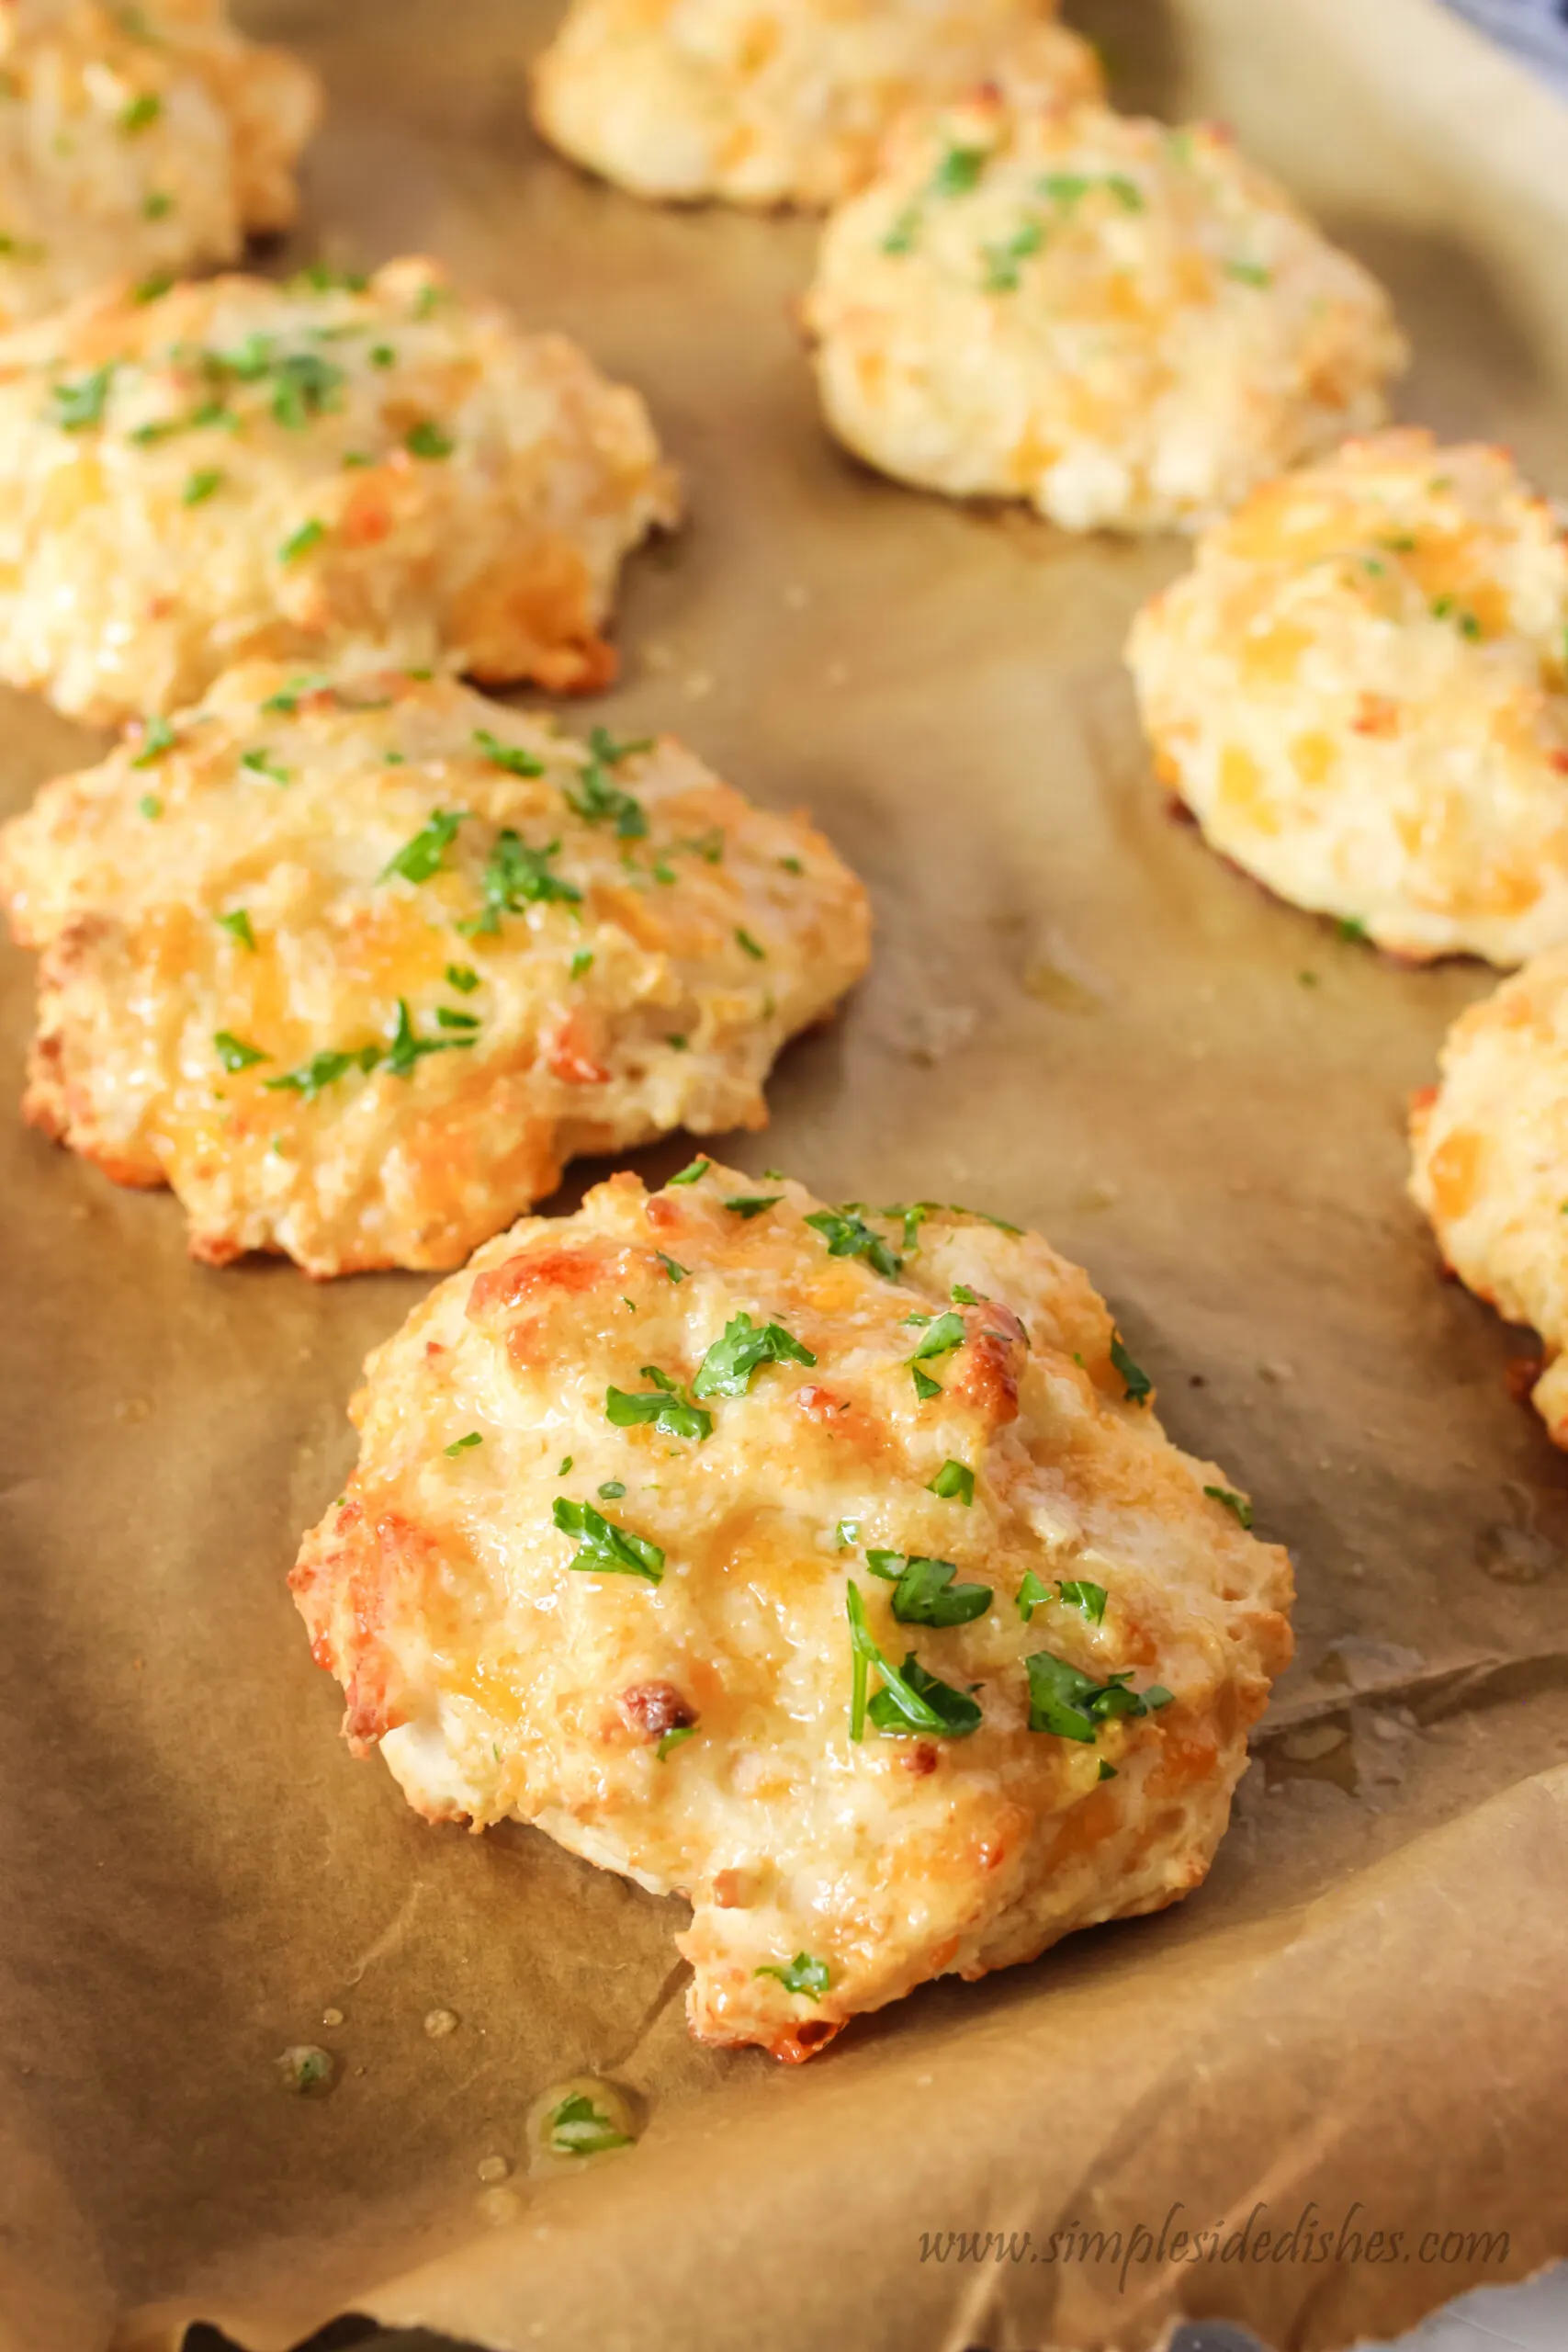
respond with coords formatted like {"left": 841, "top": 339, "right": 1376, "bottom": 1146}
{"left": 1128, "top": 433, "right": 1568, "bottom": 961}
{"left": 291, "top": 1164, "right": 1293, "bottom": 2057}
{"left": 0, "top": 667, "right": 868, "bottom": 1274}
{"left": 1410, "top": 953, "right": 1568, "bottom": 1445}
{"left": 805, "top": 98, "right": 1404, "bottom": 532}
{"left": 0, "top": 0, "right": 319, "bottom": 329}
{"left": 531, "top": 0, "right": 1101, "bottom": 210}
{"left": 0, "top": 255, "right": 678, "bottom": 724}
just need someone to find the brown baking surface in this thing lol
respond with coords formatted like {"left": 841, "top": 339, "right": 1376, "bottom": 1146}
{"left": 3, "top": 3, "right": 1567, "bottom": 2348}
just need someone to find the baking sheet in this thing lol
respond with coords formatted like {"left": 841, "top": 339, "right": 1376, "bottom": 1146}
{"left": 3, "top": 2, "right": 1568, "bottom": 2348}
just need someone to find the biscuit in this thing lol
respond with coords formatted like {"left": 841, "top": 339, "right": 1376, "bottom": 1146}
{"left": 291, "top": 1163, "right": 1293, "bottom": 2058}
{"left": 0, "top": 255, "right": 679, "bottom": 723}
{"left": 531, "top": 0, "right": 1101, "bottom": 210}
{"left": 805, "top": 99, "right": 1404, "bottom": 532}
{"left": 0, "top": 665, "right": 868, "bottom": 1274}
{"left": 1130, "top": 432, "right": 1568, "bottom": 962}
{"left": 0, "top": 0, "right": 319, "bottom": 328}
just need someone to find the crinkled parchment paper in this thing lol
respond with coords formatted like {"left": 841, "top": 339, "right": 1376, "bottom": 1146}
{"left": 2, "top": 3, "right": 1567, "bottom": 2348}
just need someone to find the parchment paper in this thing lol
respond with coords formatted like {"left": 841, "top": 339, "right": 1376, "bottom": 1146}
{"left": 3, "top": 3, "right": 1567, "bottom": 2349}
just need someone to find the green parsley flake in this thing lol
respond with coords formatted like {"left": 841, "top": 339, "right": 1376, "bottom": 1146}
{"left": 655, "top": 1250, "right": 687, "bottom": 1283}
{"left": 264, "top": 1043, "right": 381, "bottom": 1100}
{"left": 754, "top": 1952, "right": 829, "bottom": 2000}
{"left": 369, "top": 344, "right": 396, "bottom": 368}
{"left": 597, "top": 1480, "right": 626, "bottom": 1499}
{"left": 779, "top": 855, "right": 804, "bottom": 876}
{"left": 558, "top": 1455, "right": 573, "bottom": 1476}
{"left": 119, "top": 92, "right": 161, "bottom": 135}
{"left": 835, "top": 1519, "right": 860, "bottom": 1549}
{"left": 51, "top": 365, "right": 115, "bottom": 432}
{"left": 130, "top": 714, "right": 175, "bottom": 768}
{"left": 435, "top": 1007, "right": 479, "bottom": 1030}
{"left": 804, "top": 1207, "right": 901, "bottom": 1279}
{"left": 1056, "top": 1578, "right": 1108, "bottom": 1624}
{"left": 1016, "top": 1568, "right": 1049, "bottom": 1623}
{"left": 882, "top": 203, "right": 922, "bottom": 256}
{"left": 1224, "top": 258, "right": 1272, "bottom": 287}
{"left": 137, "top": 793, "right": 161, "bottom": 820}
{"left": 950, "top": 1202, "right": 1022, "bottom": 1234}
{"left": 657, "top": 1725, "right": 697, "bottom": 1761}
{"left": 261, "top": 674, "right": 327, "bottom": 716}
{"left": 270, "top": 351, "right": 344, "bottom": 430}
{"left": 908, "top": 1310, "right": 965, "bottom": 1363}
{"left": 669, "top": 1158, "right": 710, "bottom": 1187}
{"left": 216, "top": 909, "right": 255, "bottom": 951}
{"left": 865, "top": 1551, "right": 991, "bottom": 1627}
{"left": 910, "top": 1367, "right": 943, "bottom": 1402}
{"left": 692, "top": 1311, "right": 815, "bottom": 1400}
{"left": 950, "top": 1283, "right": 984, "bottom": 1306}
{"left": 214, "top": 1030, "right": 267, "bottom": 1073}
{"left": 473, "top": 727, "right": 545, "bottom": 778}
{"left": 182, "top": 467, "right": 223, "bottom": 506}
{"left": 1109, "top": 1330, "right": 1152, "bottom": 1404}
{"left": 380, "top": 806, "right": 468, "bottom": 885}
{"left": 605, "top": 1369, "right": 713, "bottom": 1442}
{"left": 445, "top": 1431, "right": 483, "bottom": 1456}
{"left": 547, "top": 2092, "right": 632, "bottom": 2157}
{"left": 565, "top": 753, "right": 647, "bottom": 840}
{"left": 133, "top": 272, "right": 171, "bottom": 306}
{"left": 845, "top": 1579, "right": 982, "bottom": 1742}
{"left": 1337, "top": 916, "right": 1371, "bottom": 943}
{"left": 445, "top": 962, "right": 479, "bottom": 993}
{"left": 278, "top": 517, "right": 327, "bottom": 565}
{"left": 735, "top": 926, "right": 766, "bottom": 961}
{"left": 1203, "top": 1485, "right": 1254, "bottom": 1530}
{"left": 553, "top": 1496, "right": 664, "bottom": 1584}
{"left": 459, "top": 828, "right": 580, "bottom": 934}
{"left": 406, "top": 419, "right": 454, "bottom": 459}
{"left": 1025, "top": 1651, "right": 1173, "bottom": 1742}
{"left": 240, "top": 748, "right": 290, "bottom": 785}
{"left": 384, "top": 996, "right": 472, "bottom": 1078}
{"left": 931, "top": 143, "right": 990, "bottom": 198}
{"left": 569, "top": 947, "right": 594, "bottom": 979}
{"left": 927, "top": 1459, "right": 975, "bottom": 1506}
{"left": 142, "top": 190, "right": 172, "bottom": 220}
{"left": 724, "top": 1193, "right": 782, "bottom": 1220}
{"left": 983, "top": 218, "right": 1044, "bottom": 292}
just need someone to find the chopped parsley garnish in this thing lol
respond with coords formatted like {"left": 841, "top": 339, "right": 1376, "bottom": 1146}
{"left": 597, "top": 1480, "right": 626, "bottom": 1499}
{"left": 380, "top": 806, "right": 468, "bottom": 884}
{"left": 553, "top": 1496, "right": 664, "bottom": 1584}
{"left": 216, "top": 909, "right": 255, "bottom": 951}
{"left": 836, "top": 1519, "right": 860, "bottom": 1548}
{"left": 1025, "top": 1652, "right": 1172, "bottom": 1741}
{"left": 1016, "top": 1569, "right": 1049, "bottom": 1623}
{"left": 558, "top": 1455, "right": 573, "bottom": 1476}
{"left": 182, "top": 467, "right": 223, "bottom": 506}
{"left": 865, "top": 1551, "right": 991, "bottom": 1626}
{"left": 657, "top": 1725, "right": 696, "bottom": 1761}
{"left": 983, "top": 219, "right": 1043, "bottom": 292}
{"left": 130, "top": 714, "right": 175, "bottom": 767}
{"left": 369, "top": 343, "right": 396, "bottom": 368}
{"left": 927, "top": 1459, "right": 974, "bottom": 1506}
{"left": 804, "top": 1207, "right": 901, "bottom": 1279}
{"left": 779, "top": 856, "right": 804, "bottom": 876}
{"left": 845, "top": 1580, "right": 982, "bottom": 1742}
{"left": 679, "top": 827, "right": 725, "bottom": 864}
{"left": 1056, "top": 1578, "right": 1108, "bottom": 1624}
{"left": 261, "top": 674, "right": 327, "bottom": 715}
{"left": 445, "top": 1431, "right": 483, "bottom": 1456}
{"left": 754, "top": 1952, "right": 829, "bottom": 2000}
{"left": 133, "top": 272, "right": 171, "bottom": 305}
{"left": 405, "top": 419, "right": 454, "bottom": 459}
{"left": 723, "top": 1193, "right": 782, "bottom": 1220}
{"left": 213, "top": 1030, "right": 267, "bottom": 1072}
{"left": 931, "top": 143, "right": 990, "bottom": 198}
{"left": 119, "top": 91, "right": 161, "bottom": 135}
{"left": 435, "top": 1007, "right": 479, "bottom": 1029}
{"left": 143, "top": 190, "right": 172, "bottom": 220}
{"left": 692, "top": 1311, "right": 815, "bottom": 1399}
{"left": 911, "top": 1367, "right": 943, "bottom": 1402}
{"left": 137, "top": 793, "right": 161, "bottom": 820}
{"left": 882, "top": 204, "right": 921, "bottom": 256}
{"left": 1109, "top": 1330, "right": 1152, "bottom": 1404}
{"left": 264, "top": 1043, "right": 381, "bottom": 1100}
{"left": 1224, "top": 258, "right": 1272, "bottom": 287}
{"left": 51, "top": 365, "right": 114, "bottom": 432}
{"left": 908, "top": 1310, "right": 965, "bottom": 1363}
{"left": 473, "top": 727, "right": 546, "bottom": 777}
{"left": 1099, "top": 1758, "right": 1118, "bottom": 1781}
{"left": 565, "top": 752, "right": 647, "bottom": 840}
{"left": 735, "top": 926, "right": 766, "bottom": 961}
{"left": 240, "top": 747, "right": 290, "bottom": 784}
{"left": 547, "top": 2092, "right": 632, "bottom": 2157}
{"left": 669, "top": 1158, "right": 710, "bottom": 1186}
{"left": 445, "top": 962, "right": 479, "bottom": 993}
{"left": 385, "top": 996, "right": 472, "bottom": 1078}
{"left": 950, "top": 1203, "right": 1022, "bottom": 1234}
{"left": 279, "top": 517, "right": 326, "bottom": 564}
{"left": 458, "top": 828, "right": 580, "bottom": 933}
{"left": 1337, "top": 916, "right": 1370, "bottom": 943}
{"left": 667, "top": 1033, "right": 688, "bottom": 1050}
{"left": 1431, "top": 594, "right": 1482, "bottom": 640}
{"left": 588, "top": 725, "right": 653, "bottom": 766}
{"left": 270, "top": 351, "right": 344, "bottom": 430}
{"left": 655, "top": 1251, "right": 687, "bottom": 1283}
{"left": 1105, "top": 173, "right": 1145, "bottom": 210}
{"left": 605, "top": 1368, "right": 713, "bottom": 1442}
{"left": 1203, "top": 1485, "right": 1254, "bottom": 1530}
{"left": 570, "top": 948, "right": 594, "bottom": 980}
